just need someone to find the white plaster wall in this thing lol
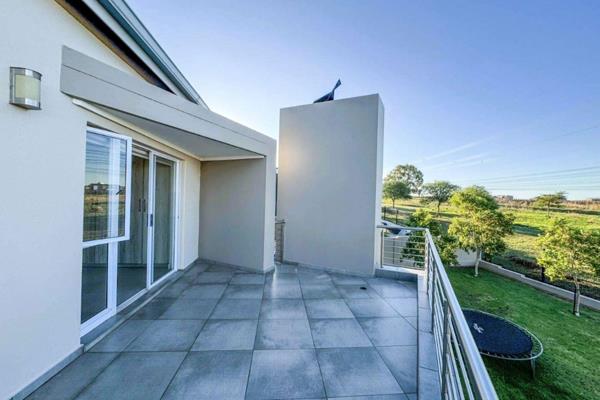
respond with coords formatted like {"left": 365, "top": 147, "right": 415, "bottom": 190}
{"left": 199, "top": 157, "right": 276, "bottom": 272}
{"left": 0, "top": 2, "right": 200, "bottom": 398}
{"left": 278, "top": 94, "right": 384, "bottom": 276}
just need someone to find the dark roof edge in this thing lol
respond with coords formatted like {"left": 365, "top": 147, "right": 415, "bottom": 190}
{"left": 97, "top": 0, "right": 208, "bottom": 109}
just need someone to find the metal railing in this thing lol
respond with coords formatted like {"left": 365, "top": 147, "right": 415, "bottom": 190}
{"left": 379, "top": 227, "right": 427, "bottom": 269}
{"left": 425, "top": 230, "right": 499, "bottom": 400}
{"left": 379, "top": 225, "right": 498, "bottom": 399}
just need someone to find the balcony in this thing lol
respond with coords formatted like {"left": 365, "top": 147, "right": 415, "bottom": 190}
{"left": 27, "top": 228, "right": 495, "bottom": 400}
{"left": 381, "top": 226, "right": 499, "bottom": 400}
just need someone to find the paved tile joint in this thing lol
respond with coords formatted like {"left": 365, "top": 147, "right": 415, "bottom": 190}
{"left": 27, "top": 263, "right": 422, "bottom": 400}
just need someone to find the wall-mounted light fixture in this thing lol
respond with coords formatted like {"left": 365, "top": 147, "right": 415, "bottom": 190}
{"left": 10, "top": 67, "right": 42, "bottom": 110}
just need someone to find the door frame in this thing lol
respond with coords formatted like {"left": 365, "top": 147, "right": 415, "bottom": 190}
{"left": 81, "top": 137, "right": 181, "bottom": 336}
{"left": 146, "top": 149, "right": 180, "bottom": 289}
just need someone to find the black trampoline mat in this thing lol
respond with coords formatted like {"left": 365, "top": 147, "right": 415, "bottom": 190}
{"left": 463, "top": 310, "right": 533, "bottom": 356}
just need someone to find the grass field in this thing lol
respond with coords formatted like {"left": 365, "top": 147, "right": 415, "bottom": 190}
{"left": 383, "top": 197, "right": 600, "bottom": 297}
{"left": 447, "top": 267, "right": 600, "bottom": 400}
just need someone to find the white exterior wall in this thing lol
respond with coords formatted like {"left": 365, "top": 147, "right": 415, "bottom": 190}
{"left": 278, "top": 94, "right": 384, "bottom": 276}
{"left": 0, "top": 2, "right": 200, "bottom": 398}
{"left": 199, "top": 157, "right": 276, "bottom": 272}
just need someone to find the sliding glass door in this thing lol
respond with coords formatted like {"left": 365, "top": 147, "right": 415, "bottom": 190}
{"left": 152, "top": 156, "right": 176, "bottom": 283}
{"left": 81, "top": 129, "right": 131, "bottom": 329}
{"left": 117, "top": 153, "right": 150, "bottom": 306}
{"left": 81, "top": 134, "right": 178, "bottom": 335}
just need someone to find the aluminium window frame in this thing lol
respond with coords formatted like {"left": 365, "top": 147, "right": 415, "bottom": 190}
{"left": 82, "top": 127, "right": 133, "bottom": 249}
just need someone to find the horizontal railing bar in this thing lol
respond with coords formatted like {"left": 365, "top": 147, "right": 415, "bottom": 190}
{"left": 424, "top": 229, "right": 498, "bottom": 400}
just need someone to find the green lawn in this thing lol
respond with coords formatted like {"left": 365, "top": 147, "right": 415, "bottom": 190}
{"left": 447, "top": 267, "right": 600, "bottom": 400}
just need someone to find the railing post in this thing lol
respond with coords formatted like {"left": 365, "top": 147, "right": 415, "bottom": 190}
{"left": 425, "top": 237, "right": 430, "bottom": 295}
{"left": 430, "top": 262, "right": 437, "bottom": 334}
{"left": 440, "top": 299, "right": 451, "bottom": 398}
{"left": 380, "top": 228, "right": 384, "bottom": 268}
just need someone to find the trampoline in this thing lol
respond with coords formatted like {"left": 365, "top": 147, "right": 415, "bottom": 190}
{"left": 463, "top": 309, "right": 543, "bottom": 377}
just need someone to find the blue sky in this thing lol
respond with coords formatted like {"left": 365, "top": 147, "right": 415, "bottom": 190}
{"left": 129, "top": 0, "right": 600, "bottom": 200}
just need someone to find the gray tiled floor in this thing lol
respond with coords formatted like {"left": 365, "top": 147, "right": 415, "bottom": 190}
{"left": 28, "top": 263, "right": 420, "bottom": 400}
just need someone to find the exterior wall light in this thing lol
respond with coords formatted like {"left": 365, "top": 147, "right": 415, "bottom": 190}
{"left": 10, "top": 67, "right": 42, "bottom": 110}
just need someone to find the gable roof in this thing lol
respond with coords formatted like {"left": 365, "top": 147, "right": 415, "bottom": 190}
{"left": 95, "top": 0, "right": 208, "bottom": 108}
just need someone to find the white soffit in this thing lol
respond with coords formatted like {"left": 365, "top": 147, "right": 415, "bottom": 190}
{"left": 75, "top": 99, "right": 263, "bottom": 161}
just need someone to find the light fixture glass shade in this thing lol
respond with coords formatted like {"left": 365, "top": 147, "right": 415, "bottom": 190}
{"left": 10, "top": 67, "right": 41, "bottom": 110}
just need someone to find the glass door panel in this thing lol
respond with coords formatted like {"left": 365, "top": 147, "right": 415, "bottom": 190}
{"left": 81, "top": 244, "right": 109, "bottom": 323}
{"left": 152, "top": 156, "right": 175, "bottom": 283}
{"left": 117, "top": 154, "right": 149, "bottom": 305}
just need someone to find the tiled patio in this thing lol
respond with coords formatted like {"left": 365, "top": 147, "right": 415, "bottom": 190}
{"left": 27, "top": 263, "right": 422, "bottom": 400}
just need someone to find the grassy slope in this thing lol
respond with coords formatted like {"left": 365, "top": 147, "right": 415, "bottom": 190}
{"left": 447, "top": 267, "right": 600, "bottom": 400}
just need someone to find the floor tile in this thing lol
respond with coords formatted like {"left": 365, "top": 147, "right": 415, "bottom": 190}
{"left": 346, "top": 299, "right": 398, "bottom": 317}
{"left": 301, "top": 283, "right": 341, "bottom": 299}
{"left": 405, "top": 316, "right": 418, "bottom": 330}
{"left": 195, "top": 271, "right": 233, "bottom": 284}
{"left": 385, "top": 298, "right": 418, "bottom": 317}
{"left": 75, "top": 352, "right": 186, "bottom": 400}
{"left": 246, "top": 349, "right": 325, "bottom": 399}
{"left": 255, "top": 319, "right": 314, "bottom": 349}
{"left": 267, "top": 272, "right": 300, "bottom": 284}
{"left": 368, "top": 280, "right": 417, "bottom": 298}
{"left": 157, "top": 281, "right": 191, "bottom": 298}
{"left": 310, "top": 318, "right": 372, "bottom": 348}
{"left": 26, "top": 353, "right": 118, "bottom": 400}
{"left": 90, "top": 320, "right": 152, "bottom": 352}
{"left": 377, "top": 346, "right": 418, "bottom": 394}
{"left": 418, "top": 332, "right": 438, "bottom": 371}
{"left": 159, "top": 298, "right": 218, "bottom": 320}
{"left": 192, "top": 319, "right": 258, "bottom": 351}
{"left": 419, "top": 366, "right": 441, "bottom": 400}
{"left": 126, "top": 320, "right": 205, "bottom": 351}
{"left": 130, "top": 298, "right": 176, "bottom": 320}
{"left": 260, "top": 299, "right": 307, "bottom": 319}
{"left": 337, "top": 285, "right": 381, "bottom": 299}
{"left": 205, "top": 264, "right": 236, "bottom": 272}
{"left": 305, "top": 299, "right": 354, "bottom": 319}
{"left": 180, "top": 284, "right": 227, "bottom": 299}
{"left": 224, "top": 284, "right": 264, "bottom": 299}
{"left": 210, "top": 299, "right": 262, "bottom": 319}
{"left": 358, "top": 318, "right": 417, "bottom": 346}
{"left": 418, "top": 307, "right": 432, "bottom": 332}
{"left": 317, "top": 347, "right": 403, "bottom": 397}
{"left": 329, "top": 395, "right": 408, "bottom": 399}
{"left": 275, "top": 264, "right": 298, "bottom": 273}
{"left": 263, "top": 282, "right": 302, "bottom": 298}
{"left": 298, "top": 270, "right": 333, "bottom": 285}
{"left": 230, "top": 273, "right": 266, "bottom": 285}
{"left": 163, "top": 351, "right": 252, "bottom": 400}
{"left": 331, "top": 274, "right": 368, "bottom": 285}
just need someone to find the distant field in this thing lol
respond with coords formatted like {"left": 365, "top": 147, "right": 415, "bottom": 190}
{"left": 382, "top": 197, "right": 600, "bottom": 297}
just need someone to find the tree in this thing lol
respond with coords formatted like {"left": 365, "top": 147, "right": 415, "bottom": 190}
{"left": 384, "top": 164, "right": 424, "bottom": 195}
{"left": 533, "top": 192, "right": 566, "bottom": 216}
{"left": 448, "top": 186, "right": 514, "bottom": 276}
{"left": 423, "top": 181, "right": 460, "bottom": 215}
{"left": 406, "top": 209, "right": 458, "bottom": 267}
{"left": 537, "top": 219, "right": 600, "bottom": 316}
{"left": 383, "top": 180, "right": 411, "bottom": 209}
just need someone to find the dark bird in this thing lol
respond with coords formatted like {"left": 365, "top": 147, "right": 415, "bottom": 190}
{"left": 314, "top": 79, "right": 342, "bottom": 103}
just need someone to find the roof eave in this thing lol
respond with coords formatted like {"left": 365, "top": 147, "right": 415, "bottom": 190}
{"left": 97, "top": 0, "right": 208, "bottom": 109}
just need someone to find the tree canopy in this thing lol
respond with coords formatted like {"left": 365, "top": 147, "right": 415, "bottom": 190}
{"left": 384, "top": 164, "right": 424, "bottom": 195}
{"left": 383, "top": 180, "right": 411, "bottom": 207}
{"left": 537, "top": 218, "right": 600, "bottom": 316}
{"left": 533, "top": 192, "right": 567, "bottom": 216}
{"left": 407, "top": 209, "right": 458, "bottom": 266}
{"left": 422, "top": 181, "right": 460, "bottom": 214}
{"left": 449, "top": 186, "right": 514, "bottom": 276}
